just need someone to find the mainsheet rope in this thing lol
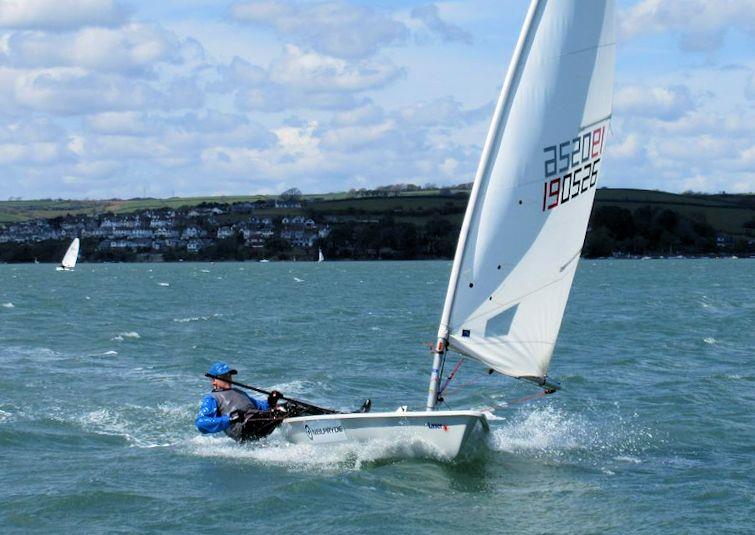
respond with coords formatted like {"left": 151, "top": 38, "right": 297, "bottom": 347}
{"left": 438, "top": 358, "right": 552, "bottom": 409}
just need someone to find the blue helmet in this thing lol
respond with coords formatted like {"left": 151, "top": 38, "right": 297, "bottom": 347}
{"left": 207, "top": 361, "right": 237, "bottom": 377}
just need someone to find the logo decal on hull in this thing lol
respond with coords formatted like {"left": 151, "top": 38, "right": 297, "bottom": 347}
{"left": 427, "top": 422, "right": 449, "bottom": 431}
{"left": 304, "top": 423, "right": 344, "bottom": 440}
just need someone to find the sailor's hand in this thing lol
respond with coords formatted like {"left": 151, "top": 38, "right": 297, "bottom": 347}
{"left": 229, "top": 410, "right": 244, "bottom": 424}
{"left": 267, "top": 390, "right": 283, "bottom": 406}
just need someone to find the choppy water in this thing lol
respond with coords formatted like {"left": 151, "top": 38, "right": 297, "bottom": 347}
{"left": 0, "top": 260, "right": 752, "bottom": 534}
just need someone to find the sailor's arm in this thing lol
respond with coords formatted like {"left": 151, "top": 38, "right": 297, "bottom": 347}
{"left": 243, "top": 391, "right": 270, "bottom": 411}
{"left": 195, "top": 395, "right": 230, "bottom": 433}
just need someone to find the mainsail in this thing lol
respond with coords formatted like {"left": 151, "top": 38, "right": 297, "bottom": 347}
{"left": 434, "top": 0, "right": 616, "bottom": 391}
{"left": 61, "top": 238, "right": 80, "bottom": 269}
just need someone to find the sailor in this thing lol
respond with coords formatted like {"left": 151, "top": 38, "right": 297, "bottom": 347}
{"left": 195, "top": 361, "right": 283, "bottom": 442}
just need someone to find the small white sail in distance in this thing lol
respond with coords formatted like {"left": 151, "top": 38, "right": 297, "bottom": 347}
{"left": 318, "top": 248, "right": 325, "bottom": 263}
{"left": 436, "top": 0, "right": 616, "bottom": 384}
{"left": 60, "top": 238, "right": 80, "bottom": 269}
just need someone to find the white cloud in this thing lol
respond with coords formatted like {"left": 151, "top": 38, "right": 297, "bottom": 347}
{"left": 0, "top": 0, "right": 128, "bottom": 31}
{"left": 321, "top": 119, "right": 397, "bottom": 151}
{"left": 0, "top": 66, "right": 202, "bottom": 115}
{"left": 0, "top": 141, "right": 72, "bottom": 165}
{"left": 222, "top": 47, "right": 405, "bottom": 111}
{"left": 270, "top": 45, "right": 402, "bottom": 92}
{"left": 230, "top": 0, "right": 408, "bottom": 59}
{"left": 619, "top": 0, "right": 755, "bottom": 51}
{"left": 4, "top": 23, "right": 187, "bottom": 75}
{"left": 85, "top": 111, "right": 149, "bottom": 135}
{"left": 410, "top": 4, "right": 472, "bottom": 44}
{"left": 607, "top": 132, "right": 642, "bottom": 160}
{"left": 614, "top": 84, "right": 694, "bottom": 120}
{"left": 397, "top": 96, "right": 489, "bottom": 128}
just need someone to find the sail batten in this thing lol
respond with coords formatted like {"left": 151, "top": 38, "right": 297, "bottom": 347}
{"left": 436, "top": 0, "right": 616, "bottom": 382}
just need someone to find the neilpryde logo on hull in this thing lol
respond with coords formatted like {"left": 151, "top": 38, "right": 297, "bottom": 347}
{"left": 304, "top": 423, "right": 344, "bottom": 440}
{"left": 427, "top": 422, "right": 449, "bottom": 431}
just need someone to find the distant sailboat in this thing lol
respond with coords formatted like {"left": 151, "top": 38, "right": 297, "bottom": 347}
{"left": 279, "top": 0, "right": 617, "bottom": 458}
{"left": 56, "top": 238, "right": 80, "bottom": 271}
{"left": 318, "top": 248, "right": 325, "bottom": 263}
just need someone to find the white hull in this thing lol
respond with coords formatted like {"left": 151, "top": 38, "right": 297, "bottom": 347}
{"left": 279, "top": 410, "right": 488, "bottom": 459}
{"left": 56, "top": 266, "right": 74, "bottom": 271}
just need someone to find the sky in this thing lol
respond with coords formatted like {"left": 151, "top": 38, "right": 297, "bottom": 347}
{"left": 0, "top": 0, "right": 753, "bottom": 200}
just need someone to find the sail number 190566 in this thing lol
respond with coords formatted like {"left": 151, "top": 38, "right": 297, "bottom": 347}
{"left": 542, "top": 125, "right": 606, "bottom": 211}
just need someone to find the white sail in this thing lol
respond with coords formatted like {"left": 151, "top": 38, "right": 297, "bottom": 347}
{"left": 318, "top": 248, "right": 325, "bottom": 263}
{"left": 61, "top": 238, "right": 80, "bottom": 269}
{"left": 437, "top": 0, "right": 616, "bottom": 381}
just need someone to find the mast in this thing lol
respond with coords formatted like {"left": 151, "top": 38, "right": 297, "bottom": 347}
{"left": 426, "top": 0, "right": 543, "bottom": 411}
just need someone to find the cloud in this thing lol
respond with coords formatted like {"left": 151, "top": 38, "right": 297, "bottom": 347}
{"left": 0, "top": 66, "right": 202, "bottom": 115}
{"left": 85, "top": 111, "right": 152, "bottom": 135}
{"left": 230, "top": 0, "right": 408, "bottom": 59}
{"left": 269, "top": 45, "right": 402, "bottom": 92}
{"left": 397, "top": 96, "right": 490, "bottom": 128}
{"left": 0, "top": 141, "right": 73, "bottom": 165}
{"left": 619, "top": 0, "right": 755, "bottom": 51}
{"left": 4, "top": 23, "right": 189, "bottom": 76}
{"left": 220, "top": 47, "right": 405, "bottom": 111}
{"left": 410, "top": 4, "right": 472, "bottom": 44}
{"left": 0, "top": 0, "right": 128, "bottom": 31}
{"left": 614, "top": 84, "right": 695, "bottom": 121}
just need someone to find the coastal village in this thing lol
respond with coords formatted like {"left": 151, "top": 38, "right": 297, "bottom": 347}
{"left": 0, "top": 187, "right": 753, "bottom": 262}
{"left": 0, "top": 197, "right": 330, "bottom": 261}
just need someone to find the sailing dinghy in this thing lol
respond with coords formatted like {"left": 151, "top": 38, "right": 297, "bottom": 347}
{"left": 280, "top": 0, "right": 616, "bottom": 458}
{"left": 318, "top": 248, "right": 325, "bottom": 263}
{"left": 56, "top": 238, "right": 80, "bottom": 271}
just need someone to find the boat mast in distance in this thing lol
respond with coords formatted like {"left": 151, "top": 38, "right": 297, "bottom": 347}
{"left": 429, "top": 0, "right": 616, "bottom": 409}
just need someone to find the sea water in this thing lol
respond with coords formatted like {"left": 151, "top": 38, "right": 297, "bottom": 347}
{"left": 0, "top": 260, "right": 752, "bottom": 534}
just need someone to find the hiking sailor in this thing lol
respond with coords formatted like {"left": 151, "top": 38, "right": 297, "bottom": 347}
{"left": 195, "top": 361, "right": 283, "bottom": 442}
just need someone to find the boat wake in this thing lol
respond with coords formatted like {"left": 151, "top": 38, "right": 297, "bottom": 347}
{"left": 487, "top": 404, "right": 656, "bottom": 466}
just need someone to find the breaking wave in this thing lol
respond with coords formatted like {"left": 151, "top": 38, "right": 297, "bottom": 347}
{"left": 2, "top": 302, "right": 14, "bottom": 308}
{"left": 173, "top": 313, "right": 222, "bottom": 323}
{"left": 70, "top": 403, "right": 196, "bottom": 449}
{"left": 112, "top": 331, "right": 140, "bottom": 341}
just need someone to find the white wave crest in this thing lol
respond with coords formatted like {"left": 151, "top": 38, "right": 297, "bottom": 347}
{"left": 173, "top": 314, "right": 222, "bottom": 323}
{"left": 2, "top": 302, "right": 14, "bottom": 308}
{"left": 703, "top": 337, "right": 716, "bottom": 344}
{"left": 75, "top": 406, "right": 188, "bottom": 449}
{"left": 119, "top": 331, "right": 140, "bottom": 339}
{"left": 158, "top": 282, "right": 170, "bottom": 287}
